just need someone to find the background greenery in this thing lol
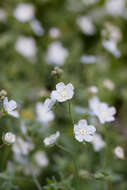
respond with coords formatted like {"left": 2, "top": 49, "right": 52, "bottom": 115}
{"left": 0, "top": 0, "right": 127, "bottom": 189}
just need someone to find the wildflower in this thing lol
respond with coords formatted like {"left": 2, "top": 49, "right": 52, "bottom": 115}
{"left": 89, "top": 96, "right": 100, "bottom": 115}
{"left": 88, "top": 86, "right": 98, "bottom": 94}
{"left": 15, "top": 36, "right": 36, "bottom": 58}
{"left": 92, "top": 133, "right": 105, "bottom": 151}
{"left": 106, "top": 0, "right": 125, "bottom": 17}
{"left": 77, "top": 16, "right": 95, "bottom": 35}
{"left": 13, "top": 3, "right": 34, "bottom": 22}
{"left": 3, "top": 97, "right": 19, "bottom": 118}
{"left": 74, "top": 120, "right": 96, "bottom": 142}
{"left": 43, "top": 131, "right": 60, "bottom": 146}
{"left": 46, "top": 42, "right": 68, "bottom": 65}
{"left": 51, "top": 82, "right": 74, "bottom": 102}
{"left": 34, "top": 151, "right": 49, "bottom": 167}
{"left": 44, "top": 98, "right": 56, "bottom": 112}
{"left": 95, "top": 103, "right": 116, "bottom": 124}
{"left": 114, "top": 146, "right": 124, "bottom": 159}
{"left": 3, "top": 132, "right": 16, "bottom": 145}
{"left": 30, "top": 19, "right": 44, "bottom": 36}
{"left": 49, "top": 27, "right": 61, "bottom": 38}
{"left": 103, "top": 79, "right": 115, "bottom": 90}
{"left": 36, "top": 102, "right": 54, "bottom": 124}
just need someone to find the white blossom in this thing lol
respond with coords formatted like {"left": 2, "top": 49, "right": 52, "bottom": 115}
{"left": 102, "top": 39, "right": 121, "bottom": 57}
{"left": 92, "top": 133, "right": 105, "bottom": 151}
{"left": 4, "top": 132, "right": 16, "bottom": 144}
{"left": 36, "top": 102, "right": 54, "bottom": 124}
{"left": 88, "top": 86, "right": 98, "bottom": 94}
{"left": 44, "top": 98, "right": 56, "bottom": 112}
{"left": 34, "top": 151, "right": 49, "bottom": 167}
{"left": 15, "top": 36, "right": 37, "bottom": 58}
{"left": 77, "top": 16, "right": 95, "bottom": 35}
{"left": 106, "top": 0, "right": 125, "bottom": 17}
{"left": 80, "top": 55, "right": 98, "bottom": 64}
{"left": 3, "top": 97, "right": 19, "bottom": 118}
{"left": 51, "top": 82, "right": 74, "bottom": 102}
{"left": 44, "top": 131, "right": 60, "bottom": 146}
{"left": 49, "top": 27, "right": 61, "bottom": 38}
{"left": 13, "top": 3, "right": 34, "bottom": 22}
{"left": 103, "top": 79, "right": 115, "bottom": 90}
{"left": 89, "top": 96, "right": 101, "bottom": 115}
{"left": 46, "top": 42, "right": 68, "bottom": 65}
{"left": 30, "top": 19, "right": 44, "bottom": 36}
{"left": 114, "top": 146, "right": 124, "bottom": 159}
{"left": 74, "top": 120, "right": 96, "bottom": 142}
{"left": 95, "top": 103, "right": 116, "bottom": 124}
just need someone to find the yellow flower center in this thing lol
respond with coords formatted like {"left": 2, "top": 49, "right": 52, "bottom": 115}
{"left": 61, "top": 90, "right": 67, "bottom": 98}
{"left": 80, "top": 129, "right": 86, "bottom": 135}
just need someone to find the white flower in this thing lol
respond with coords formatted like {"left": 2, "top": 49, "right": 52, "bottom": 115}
{"left": 89, "top": 96, "right": 101, "bottom": 115}
{"left": 95, "top": 103, "right": 116, "bottom": 124}
{"left": 88, "top": 86, "right": 98, "bottom": 94}
{"left": 13, "top": 3, "right": 34, "bottom": 22}
{"left": 15, "top": 36, "right": 37, "bottom": 58}
{"left": 30, "top": 19, "right": 44, "bottom": 36}
{"left": 43, "top": 131, "right": 60, "bottom": 146}
{"left": 46, "top": 42, "right": 68, "bottom": 65}
{"left": 3, "top": 97, "right": 19, "bottom": 118}
{"left": 51, "top": 82, "right": 74, "bottom": 102}
{"left": 49, "top": 27, "right": 61, "bottom": 38}
{"left": 103, "top": 79, "right": 115, "bottom": 90}
{"left": 34, "top": 151, "right": 48, "bottom": 167}
{"left": 4, "top": 132, "right": 16, "bottom": 144}
{"left": 77, "top": 16, "right": 95, "bottom": 35}
{"left": 92, "top": 133, "right": 105, "bottom": 152}
{"left": 44, "top": 98, "right": 56, "bottom": 112}
{"left": 12, "top": 137, "right": 34, "bottom": 155}
{"left": 106, "top": 0, "right": 125, "bottom": 16}
{"left": 114, "top": 146, "right": 124, "bottom": 159}
{"left": 36, "top": 102, "right": 54, "bottom": 124}
{"left": 80, "top": 55, "right": 98, "bottom": 64}
{"left": 102, "top": 39, "right": 121, "bottom": 57}
{"left": 74, "top": 120, "right": 96, "bottom": 142}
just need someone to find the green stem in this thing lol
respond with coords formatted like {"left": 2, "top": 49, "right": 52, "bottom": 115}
{"left": 33, "top": 175, "right": 42, "bottom": 190}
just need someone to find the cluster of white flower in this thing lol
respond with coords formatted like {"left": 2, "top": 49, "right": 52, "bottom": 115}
{"left": 89, "top": 96, "right": 116, "bottom": 124}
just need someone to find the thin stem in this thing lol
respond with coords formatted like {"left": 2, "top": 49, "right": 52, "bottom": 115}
{"left": 33, "top": 175, "right": 42, "bottom": 190}
{"left": 68, "top": 100, "right": 74, "bottom": 126}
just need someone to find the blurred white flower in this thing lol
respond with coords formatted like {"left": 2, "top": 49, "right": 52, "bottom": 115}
{"left": 88, "top": 86, "right": 98, "bottom": 94}
{"left": 34, "top": 151, "right": 49, "bottom": 167}
{"left": 44, "top": 98, "right": 56, "bottom": 112}
{"left": 89, "top": 96, "right": 100, "bottom": 115}
{"left": 46, "top": 42, "right": 68, "bottom": 65}
{"left": 44, "top": 131, "right": 60, "bottom": 146}
{"left": 102, "top": 39, "right": 121, "bottom": 57}
{"left": 49, "top": 27, "right": 61, "bottom": 38}
{"left": 74, "top": 119, "right": 96, "bottom": 142}
{"left": 15, "top": 36, "right": 37, "bottom": 58}
{"left": 3, "top": 132, "right": 16, "bottom": 144}
{"left": 30, "top": 19, "right": 44, "bottom": 36}
{"left": 51, "top": 82, "right": 74, "bottom": 102}
{"left": 103, "top": 79, "right": 115, "bottom": 90}
{"left": 95, "top": 103, "right": 116, "bottom": 124}
{"left": 114, "top": 146, "right": 124, "bottom": 159}
{"left": 3, "top": 97, "right": 19, "bottom": 118}
{"left": 75, "top": 106, "right": 88, "bottom": 114}
{"left": 36, "top": 102, "right": 54, "bottom": 124}
{"left": 0, "top": 9, "right": 7, "bottom": 22}
{"left": 12, "top": 137, "right": 34, "bottom": 155}
{"left": 13, "top": 3, "right": 35, "bottom": 22}
{"left": 77, "top": 16, "right": 95, "bottom": 35}
{"left": 106, "top": 0, "right": 125, "bottom": 16}
{"left": 80, "top": 55, "right": 98, "bottom": 64}
{"left": 92, "top": 133, "right": 105, "bottom": 151}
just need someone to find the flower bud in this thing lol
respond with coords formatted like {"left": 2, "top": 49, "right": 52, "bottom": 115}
{"left": 3, "top": 132, "right": 16, "bottom": 145}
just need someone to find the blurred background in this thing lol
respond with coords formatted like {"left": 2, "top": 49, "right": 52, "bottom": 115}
{"left": 0, "top": 0, "right": 127, "bottom": 189}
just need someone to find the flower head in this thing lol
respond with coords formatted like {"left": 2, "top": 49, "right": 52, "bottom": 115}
{"left": 3, "top": 132, "right": 16, "bottom": 145}
{"left": 74, "top": 120, "right": 96, "bottom": 142}
{"left": 43, "top": 131, "right": 60, "bottom": 146}
{"left": 34, "top": 151, "right": 49, "bottom": 167}
{"left": 3, "top": 97, "right": 19, "bottom": 118}
{"left": 89, "top": 96, "right": 100, "bottom": 114}
{"left": 44, "top": 98, "right": 56, "bottom": 112}
{"left": 114, "top": 146, "right": 124, "bottom": 159}
{"left": 95, "top": 103, "right": 116, "bottom": 124}
{"left": 51, "top": 82, "right": 74, "bottom": 102}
